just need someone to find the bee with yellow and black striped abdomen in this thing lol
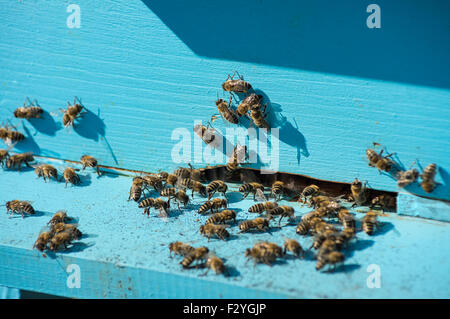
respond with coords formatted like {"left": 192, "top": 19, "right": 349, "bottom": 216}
{"left": 312, "top": 220, "right": 337, "bottom": 236}
{"left": 213, "top": 96, "right": 239, "bottom": 125}
{"left": 0, "top": 122, "right": 25, "bottom": 144}
{"left": 6, "top": 152, "right": 34, "bottom": 171}
{"left": 310, "top": 229, "right": 337, "bottom": 250}
{"left": 178, "top": 178, "right": 207, "bottom": 198}
{"left": 239, "top": 217, "right": 270, "bottom": 233}
{"left": 198, "top": 198, "right": 228, "bottom": 215}
{"left": 181, "top": 246, "right": 209, "bottom": 268}
{"left": 362, "top": 211, "right": 380, "bottom": 235}
{"left": 139, "top": 198, "right": 170, "bottom": 219}
{"left": 315, "top": 250, "right": 345, "bottom": 272}
{"left": 33, "top": 231, "right": 53, "bottom": 252}
{"left": 48, "top": 230, "right": 78, "bottom": 252}
{"left": 236, "top": 93, "right": 263, "bottom": 117}
{"left": 34, "top": 164, "right": 58, "bottom": 182}
{"left": 245, "top": 242, "right": 280, "bottom": 266}
{"left": 203, "top": 255, "right": 226, "bottom": 275}
{"left": 299, "top": 185, "right": 321, "bottom": 203}
{"left": 366, "top": 145, "right": 395, "bottom": 173}
{"left": 222, "top": 71, "right": 252, "bottom": 93}
{"left": 370, "top": 194, "right": 396, "bottom": 211}
{"left": 267, "top": 205, "right": 295, "bottom": 227}
{"left": 199, "top": 223, "right": 230, "bottom": 241}
{"left": 80, "top": 155, "right": 101, "bottom": 176}
{"left": 335, "top": 228, "right": 356, "bottom": 250}
{"left": 337, "top": 208, "right": 356, "bottom": 231}
{"left": 271, "top": 181, "right": 285, "bottom": 201}
{"left": 397, "top": 167, "right": 419, "bottom": 188}
{"left": 6, "top": 200, "right": 35, "bottom": 218}
{"left": 14, "top": 98, "right": 43, "bottom": 119}
{"left": 248, "top": 201, "right": 278, "bottom": 214}
{"left": 225, "top": 144, "right": 248, "bottom": 179}
{"left": 0, "top": 144, "right": 16, "bottom": 167}
{"left": 420, "top": 163, "right": 438, "bottom": 193}
{"left": 239, "top": 182, "right": 265, "bottom": 201}
{"left": 351, "top": 178, "right": 368, "bottom": 207}
{"left": 62, "top": 97, "right": 85, "bottom": 127}
{"left": 161, "top": 188, "right": 189, "bottom": 210}
{"left": 249, "top": 103, "right": 270, "bottom": 129}
{"left": 141, "top": 174, "right": 164, "bottom": 193}
{"left": 51, "top": 222, "right": 82, "bottom": 238}
{"left": 48, "top": 210, "right": 70, "bottom": 225}
{"left": 283, "top": 238, "right": 304, "bottom": 258}
{"left": 205, "top": 210, "right": 236, "bottom": 225}
{"left": 128, "top": 177, "right": 144, "bottom": 202}
{"left": 206, "top": 180, "right": 228, "bottom": 200}
{"left": 62, "top": 167, "right": 81, "bottom": 187}
{"left": 169, "top": 241, "right": 195, "bottom": 258}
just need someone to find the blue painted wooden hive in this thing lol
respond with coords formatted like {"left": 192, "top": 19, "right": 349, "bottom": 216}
{"left": 0, "top": 0, "right": 449, "bottom": 298}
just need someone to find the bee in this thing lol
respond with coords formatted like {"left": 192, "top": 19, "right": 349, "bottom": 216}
{"left": 141, "top": 174, "right": 164, "bottom": 193}
{"left": 169, "top": 241, "right": 195, "bottom": 258}
{"left": 271, "top": 181, "right": 285, "bottom": 201}
{"left": 214, "top": 96, "right": 239, "bottom": 124}
{"left": 161, "top": 188, "right": 189, "bottom": 210}
{"left": 308, "top": 195, "right": 330, "bottom": 208}
{"left": 62, "top": 97, "right": 85, "bottom": 127}
{"left": 296, "top": 219, "right": 312, "bottom": 235}
{"left": 51, "top": 223, "right": 82, "bottom": 239}
{"left": 312, "top": 220, "right": 337, "bottom": 236}
{"left": 299, "top": 185, "right": 320, "bottom": 203}
{"left": 5, "top": 152, "right": 34, "bottom": 171}
{"left": 254, "top": 242, "right": 284, "bottom": 258}
{"left": 397, "top": 168, "right": 419, "bottom": 188}
{"left": 80, "top": 155, "right": 101, "bottom": 176}
{"left": 189, "top": 165, "right": 207, "bottom": 182}
{"left": 248, "top": 201, "right": 278, "bottom": 214}
{"left": 0, "top": 143, "right": 16, "bottom": 167}
{"left": 199, "top": 223, "right": 230, "bottom": 241}
{"left": 5, "top": 200, "right": 35, "bottom": 218}
{"left": 245, "top": 244, "right": 279, "bottom": 266}
{"left": 48, "top": 231, "right": 77, "bottom": 252}
{"left": 34, "top": 164, "right": 58, "bottom": 182}
{"left": 206, "top": 180, "right": 228, "bottom": 200}
{"left": 33, "top": 231, "right": 53, "bottom": 252}
{"left": 222, "top": 71, "right": 252, "bottom": 93}
{"left": 249, "top": 104, "right": 269, "bottom": 128}
{"left": 366, "top": 146, "right": 395, "bottom": 173}
{"left": 311, "top": 230, "right": 337, "bottom": 250}
{"left": 239, "top": 217, "right": 270, "bottom": 233}
{"left": 62, "top": 167, "right": 81, "bottom": 187}
{"left": 181, "top": 247, "right": 209, "bottom": 268}
{"left": 267, "top": 205, "right": 296, "bottom": 227}
{"left": 178, "top": 178, "right": 207, "bottom": 198}
{"left": 335, "top": 228, "right": 356, "bottom": 250}
{"left": 205, "top": 210, "right": 237, "bottom": 225}
{"left": 193, "top": 122, "right": 216, "bottom": 145}
{"left": 174, "top": 166, "right": 192, "bottom": 179}
{"left": 420, "top": 163, "right": 438, "bottom": 193}
{"left": 362, "top": 211, "right": 380, "bottom": 235}
{"left": 128, "top": 177, "right": 144, "bottom": 202}
{"left": 337, "top": 208, "right": 356, "bottom": 230}
{"left": 138, "top": 198, "right": 170, "bottom": 218}
{"left": 317, "top": 238, "right": 338, "bottom": 257}
{"left": 239, "top": 182, "right": 265, "bottom": 200}
{"left": 225, "top": 144, "right": 248, "bottom": 179}
{"left": 236, "top": 93, "right": 263, "bottom": 117}
{"left": 198, "top": 198, "right": 228, "bottom": 215}
{"left": 283, "top": 238, "right": 304, "bottom": 258}
{"left": 14, "top": 98, "right": 43, "bottom": 119}
{"left": 163, "top": 173, "right": 179, "bottom": 187}
{"left": 370, "top": 194, "right": 396, "bottom": 211}
{"left": 314, "top": 203, "right": 340, "bottom": 219}
{"left": 48, "top": 211, "right": 70, "bottom": 225}
{"left": 350, "top": 178, "right": 368, "bottom": 207}
{"left": 203, "top": 255, "right": 226, "bottom": 275}
{"left": 0, "top": 123, "right": 25, "bottom": 144}
{"left": 316, "top": 251, "right": 345, "bottom": 272}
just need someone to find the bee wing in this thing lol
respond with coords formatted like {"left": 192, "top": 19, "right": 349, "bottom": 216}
{"left": 255, "top": 188, "right": 267, "bottom": 202}
{"left": 158, "top": 207, "right": 169, "bottom": 223}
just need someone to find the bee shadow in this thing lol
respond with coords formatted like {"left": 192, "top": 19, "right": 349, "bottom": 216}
{"left": 371, "top": 221, "right": 395, "bottom": 237}
{"left": 13, "top": 123, "right": 41, "bottom": 155}
{"left": 7, "top": 210, "right": 47, "bottom": 219}
{"left": 57, "top": 241, "right": 95, "bottom": 254}
{"left": 224, "top": 265, "right": 241, "bottom": 278}
{"left": 344, "top": 239, "right": 375, "bottom": 258}
{"left": 323, "top": 263, "right": 361, "bottom": 274}
{"left": 27, "top": 109, "right": 62, "bottom": 136}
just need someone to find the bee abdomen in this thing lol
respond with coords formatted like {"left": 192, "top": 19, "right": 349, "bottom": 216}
{"left": 249, "top": 203, "right": 265, "bottom": 213}
{"left": 138, "top": 198, "right": 154, "bottom": 208}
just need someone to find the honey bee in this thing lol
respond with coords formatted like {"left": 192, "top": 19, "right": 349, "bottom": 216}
{"left": 317, "top": 238, "right": 338, "bottom": 257}
{"left": 138, "top": 197, "right": 170, "bottom": 218}
{"left": 199, "top": 223, "right": 230, "bottom": 241}
{"left": 271, "top": 181, "right": 285, "bottom": 201}
{"left": 236, "top": 93, "right": 263, "bottom": 117}
{"left": 248, "top": 201, "right": 278, "bottom": 214}
{"left": 299, "top": 185, "right": 321, "bottom": 203}
{"left": 193, "top": 122, "right": 216, "bottom": 145}
{"left": 350, "top": 178, "right": 368, "bottom": 207}
{"left": 0, "top": 143, "right": 16, "bottom": 167}
{"left": 420, "top": 163, "right": 438, "bottom": 193}
{"left": 362, "top": 211, "right": 380, "bottom": 235}
{"left": 245, "top": 243, "right": 280, "bottom": 266}
{"left": 283, "top": 238, "right": 304, "bottom": 258}
{"left": 34, "top": 164, "right": 58, "bottom": 182}
{"left": 203, "top": 255, "right": 226, "bottom": 275}
{"left": 307, "top": 195, "right": 330, "bottom": 208}
{"left": 169, "top": 241, "right": 195, "bottom": 258}
{"left": 222, "top": 71, "right": 252, "bottom": 93}
{"left": 128, "top": 177, "right": 144, "bottom": 202}
{"left": 335, "top": 228, "right": 356, "bottom": 250}
{"left": 62, "top": 97, "right": 85, "bottom": 127}
{"left": 239, "top": 182, "right": 265, "bottom": 200}
{"left": 80, "top": 155, "right": 101, "bottom": 176}
{"left": 48, "top": 231, "right": 78, "bottom": 252}
{"left": 249, "top": 104, "right": 269, "bottom": 128}
{"left": 312, "top": 220, "right": 337, "bottom": 236}
{"left": 48, "top": 210, "right": 70, "bottom": 225}
{"left": 239, "top": 217, "right": 270, "bottom": 233}
{"left": 206, "top": 180, "right": 228, "bottom": 200}
{"left": 178, "top": 178, "right": 207, "bottom": 198}
{"left": 0, "top": 123, "right": 25, "bottom": 144}
{"left": 188, "top": 164, "right": 207, "bottom": 182}
{"left": 6, "top": 200, "right": 35, "bottom": 218}
{"left": 198, "top": 198, "right": 228, "bottom": 215}
{"left": 14, "top": 98, "right": 43, "bottom": 119}
{"left": 370, "top": 194, "right": 396, "bottom": 211}
{"left": 51, "top": 223, "right": 82, "bottom": 239}
{"left": 160, "top": 188, "right": 189, "bottom": 210}
{"left": 62, "top": 167, "right": 81, "bottom": 187}
{"left": 33, "top": 231, "right": 53, "bottom": 252}
{"left": 267, "top": 205, "right": 296, "bottom": 227}
{"left": 162, "top": 173, "right": 178, "bottom": 187}
{"left": 314, "top": 203, "right": 340, "bottom": 219}
{"left": 254, "top": 241, "right": 284, "bottom": 258}
{"left": 141, "top": 174, "right": 164, "bottom": 193}
{"left": 337, "top": 208, "right": 356, "bottom": 230}
{"left": 315, "top": 251, "right": 345, "bottom": 272}
{"left": 366, "top": 146, "right": 395, "bottom": 173}
{"left": 181, "top": 246, "right": 209, "bottom": 268}
{"left": 214, "top": 96, "right": 239, "bottom": 124}
{"left": 5, "top": 152, "right": 34, "bottom": 171}
{"left": 225, "top": 144, "right": 248, "bottom": 179}
{"left": 174, "top": 166, "right": 192, "bottom": 179}
{"left": 205, "top": 210, "right": 237, "bottom": 225}
{"left": 397, "top": 168, "right": 419, "bottom": 188}
{"left": 311, "top": 230, "right": 337, "bottom": 250}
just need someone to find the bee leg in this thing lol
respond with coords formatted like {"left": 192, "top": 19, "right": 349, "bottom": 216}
{"left": 96, "top": 166, "right": 101, "bottom": 176}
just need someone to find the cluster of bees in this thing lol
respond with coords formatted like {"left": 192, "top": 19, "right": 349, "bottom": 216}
{"left": 33, "top": 211, "right": 83, "bottom": 252}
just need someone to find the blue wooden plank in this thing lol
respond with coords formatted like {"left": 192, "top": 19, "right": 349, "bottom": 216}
{"left": 0, "top": 159, "right": 449, "bottom": 298}
{"left": 398, "top": 192, "right": 450, "bottom": 222}
{"left": 0, "top": 0, "right": 449, "bottom": 202}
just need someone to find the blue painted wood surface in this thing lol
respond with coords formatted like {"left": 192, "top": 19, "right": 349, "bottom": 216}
{"left": 0, "top": 160, "right": 449, "bottom": 298}
{"left": 0, "top": 0, "right": 449, "bottom": 202}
